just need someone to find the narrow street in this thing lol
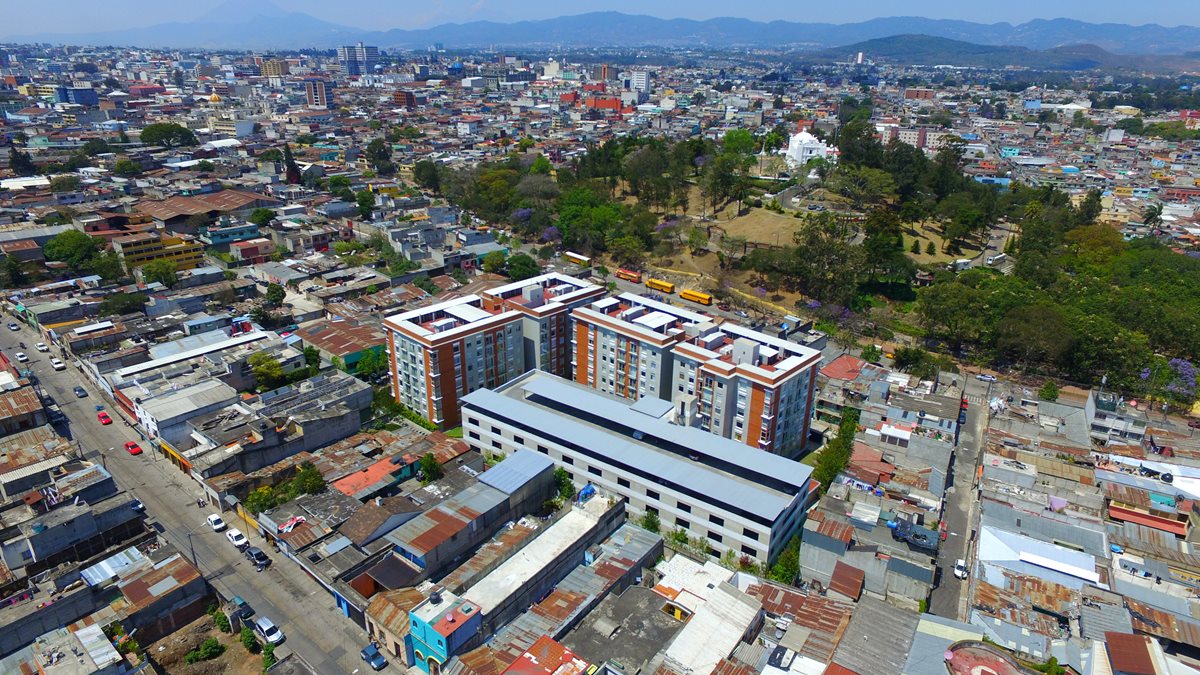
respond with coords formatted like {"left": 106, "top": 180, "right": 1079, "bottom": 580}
{"left": 928, "top": 375, "right": 989, "bottom": 619}
{"left": 0, "top": 322, "right": 388, "bottom": 674}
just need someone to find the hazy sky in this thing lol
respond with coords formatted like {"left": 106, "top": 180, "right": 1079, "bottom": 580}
{"left": 6, "top": 0, "right": 1199, "bottom": 33}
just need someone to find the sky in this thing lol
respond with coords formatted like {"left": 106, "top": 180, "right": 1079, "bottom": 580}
{"left": 6, "top": 0, "right": 1200, "bottom": 34}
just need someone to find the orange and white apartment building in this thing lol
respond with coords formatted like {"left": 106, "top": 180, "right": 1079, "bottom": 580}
{"left": 479, "top": 273, "right": 604, "bottom": 379}
{"left": 571, "top": 293, "right": 821, "bottom": 458}
{"left": 384, "top": 296, "right": 524, "bottom": 429}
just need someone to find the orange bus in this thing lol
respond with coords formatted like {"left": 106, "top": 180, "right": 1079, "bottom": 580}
{"left": 680, "top": 289, "right": 713, "bottom": 306}
{"left": 645, "top": 278, "right": 675, "bottom": 294}
{"left": 563, "top": 251, "right": 591, "bottom": 266}
{"left": 615, "top": 268, "right": 642, "bottom": 283}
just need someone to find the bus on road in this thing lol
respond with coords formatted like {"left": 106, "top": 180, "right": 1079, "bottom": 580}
{"left": 563, "top": 251, "right": 591, "bottom": 266}
{"left": 680, "top": 289, "right": 713, "bottom": 306}
{"left": 615, "top": 268, "right": 642, "bottom": 283}
{"left": 645, "top": 278, "right": 675, "bottom": 294}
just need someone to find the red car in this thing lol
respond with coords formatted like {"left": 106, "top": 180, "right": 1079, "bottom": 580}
{"left": 124, "top": 441, "right": 143, "bottom": 455}
{"left": 97, "top": 411, "right": 113, "bottom": 425}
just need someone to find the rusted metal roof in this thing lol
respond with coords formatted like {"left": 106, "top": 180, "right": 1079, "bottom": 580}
{"left": 711, "top": 658, "right": 757, "bottom": 675}
{"left": 0, "top": 387, "right": 41, "bottom": 424}
{"left": 366, "top": 587, "right": 425, "bottom": 637}
{"left": 971, "top": 581, "right": 1065, "bottom": 638}
{"left": 1126, "top": 598, "right": 1200, "bottom": 649}
{"left": 1103, "top": 632, "right": 1156, "bottom": 674}
{"left": 745, "top": 582, "right": 854, "bottom": 663}
{"left": 815, "top": 519, "right": 854, "bottom": 545}
{"left": 829, "top": 561, "right": 864, "bottom": 601}
{"left": 117, "top": 554, "right": 201, "bottom": 612}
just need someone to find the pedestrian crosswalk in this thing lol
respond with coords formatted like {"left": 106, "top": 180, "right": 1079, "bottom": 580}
{"left": 965, "top": 394, "right": 986, "bottom": 404}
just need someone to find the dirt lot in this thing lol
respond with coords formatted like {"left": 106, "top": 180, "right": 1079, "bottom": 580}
{"left": 145, "top": 614, "right": 262, "bottom": 675}
{"left": 903, "top": 220, "right": 985, "bottom": 265}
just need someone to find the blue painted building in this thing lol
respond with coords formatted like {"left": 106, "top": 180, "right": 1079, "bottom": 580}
{"left": 408, "top": 590, "right": 482, "bottom": 674}
{"left": 199, "top": 220, "right": 261, "bottom": 247}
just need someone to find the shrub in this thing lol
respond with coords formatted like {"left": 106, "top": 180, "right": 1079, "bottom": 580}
{"left": 262, "top": 643, "right": 277, "bottom": 669}
{"left": 185, "top": 637, "right": 225, "bottom": 664}
{"left": 239, "top": 627, "right": 259, "bottom": 653}
{"left": 212, "top": 611, "right": 231, "bottom": 633}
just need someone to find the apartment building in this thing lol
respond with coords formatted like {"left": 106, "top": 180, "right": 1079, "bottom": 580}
{"left": 111, "top": 231, "right": 204, "bottom": 271}
{"left": 460, "top": 371, "right": 817, "bottom": 564}
{"left": 337, "top": 42, "right": 379, "bottom": 76}
{"left": 305, "top": 78, "right": 334, "bottom": 109}
{"left": 572, "top": 293, "right": 820, "bottom": 457}
{"left": 384, "top": 296, "right": 524, "bottom": 428}
{"left": 260, "top": 59, "right": 290, "bottom": 77}
{"left": 480, "top": 272, "right": 605, "bottom": 379}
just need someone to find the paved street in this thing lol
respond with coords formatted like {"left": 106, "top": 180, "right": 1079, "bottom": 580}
{"left": 928, "top": 374, "right": 990, "bottom": 619}
{"left": 0, "top": 322, "right": 387, "bottom": 674}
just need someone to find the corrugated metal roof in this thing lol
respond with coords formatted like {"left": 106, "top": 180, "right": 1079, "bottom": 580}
{"left": 478, "top": 449, "right": 552, "bottom": 495}
{"left": 1104, "top": 632, "right": 1156, "bottom": 674}
{"left": 829, "top": 561, "right": 864, "bottom": 600}
{"left": 744, "top": 582, "right": 853, "bottom": 664}
{"left": 81, "top": 546, "right": 146, "bottom": 587}
{"left": 830, "top": 596, "right": 919, "bottom": 675}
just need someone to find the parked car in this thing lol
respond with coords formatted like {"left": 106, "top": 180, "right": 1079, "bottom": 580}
{"left": 96, "top": 411, "right": 112, "bottom": 425}
{"left": 130, "top": 499, "right": 145, "bottom": 513}
{"left": 206, "top": 514, "right": 227, "bottom": 532}
{"left": 1188, "top": 419, "right": 1200, "bottom": 429}
{"left": 14, "top": 352, "right": 27, "bottom": 362}
{"left": 254, "top": 616, "right": 285, "bottom": 645}
{"left": 245, "top": 546, "right": 270, "bottom": 567}
{"left": 975, "top": 373, "right": 997, "bottom": 383}
{"left": 954, "top": 559, "right": 969, "bottom": 580}
{"left": 226, "top": 528, "right": 248, "bottom": 549}
{"left": 49, "top": 358, "right": 65, "bottom": 371}
{"left": 360, "top": 642, "right": 387, "bottom": 671}
{"left": 7, "top": 323, "right": 18, "bottom": 331}
{"left": 73, "top": 386, "right": 88, "bottom": 398}
{"left": 124, "top": 441, "right": 143, "bottom": 456}
{"left": 231, "top": 595, "right": 254, "bottom": 620}
{"left": 34, "top": 342, "right": 48, "bottom": 352}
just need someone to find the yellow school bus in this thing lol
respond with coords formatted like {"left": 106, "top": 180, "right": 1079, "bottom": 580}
{"left": 680, "top": 289, "right": 713, "bottom": 306}
{"left": 645, "top": 278, "right": 675, "bottom": 294}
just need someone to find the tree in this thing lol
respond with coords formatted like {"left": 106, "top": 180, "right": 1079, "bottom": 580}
{"left": 8, "top": 147, "right": 36, "bottom": 176}
{"left": 365, "top": 138, "right": 392, "bottom": 168}
{"left": 195, "top": 159, "right": 215, "bottom": 172}
{"left": 529, "top": 154, "right": 552, "bottom": 175}
{"left": 419, "top": 453, "right": 444, "bottom": 483}
{"left": 355, "top": 348, "right": 386, "bottom": 380}
{"left": 687, "top": 227, "right": 708, "bottom": 254}
{"left": 264, "top": 283, "right": 286, "bottom": 307}
{"left": 112, "top": 158, "right": 141, "bottom": 176}
{"left": 142, "top": 259, "right": 178, "bottom": 288}
{"left": 283, "top": 144, "right": 301, "bottom": 184}
{"left": 239, "top": 627, "right": 259, "bottom": 653}
{"left": 638, "top": 510, "right": 661, "bottom": 533}
{"left": 553, "top": 467, "right": 575, "bottom": 500}
{"left": 248, "top": 208, "right": 275, "bottom": 227}
{"left": 244, "top": 486, "right": 277, "bottom": 514}
{"left": 50, "top": 175, "right": 81, "bottom": 192}
{"left": 0, "top": 255, "right": 25, "bottom": 287}
{"left": 925, "top": 241, "right": 936, "bottom": 255}
{"left": 248, "top": 352, "right": 286, "bottom": 390}
{"left": 827, "top": 165, "right": 897, "bottom": 210}
{"left": 482, "top": 250, "right": 508, "bottom": 274}
{"left": 258, "top": 148, "right": 283, "bottom": 162}
{"left": 506, "top": 253, "right": 540, "bottom": 280}
{"left": 861, "top": 344, "right": 882, "bottom": 363}
{"left": 303, "top": 345, "right": 321, "bottom": 370}
{"left": 44, "top": 230, "right": 98, "bottom": 268}
{"left": 768, "top": 535, "right": 801, "bottom": 584}
{"left": 98, "top": 292, "right": 147, "bottom": 316}
{"left": 722, "top": 128, "right": 756, "bottom": 159}
{"left": 355, "top": 190, "right": 375, "bottom": 220}
{"left": 1039, "top": 381, "right": 1060, "bottom": 402}
{"left": 413, "top": 160, "right": 441, "bottom": 192}
{"left": 1142, "top": 203, "right": 1164, "bottom": 227}
{"left": 138, "top": 122, "right": 197, "bottom": 148}
{"left": 81, "top": 138, "right": 112, "bottom": 156}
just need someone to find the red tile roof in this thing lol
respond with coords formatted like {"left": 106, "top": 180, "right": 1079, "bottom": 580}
{"left": 820, "top": 354, "right": 865, "bottom": 381}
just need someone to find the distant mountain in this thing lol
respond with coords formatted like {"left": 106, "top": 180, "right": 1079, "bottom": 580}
{"left": 9, "top": 8, "right": 1200, "bottom": 57}
{"left": 805, "top": 34, "right": 1200, "bottom": 72}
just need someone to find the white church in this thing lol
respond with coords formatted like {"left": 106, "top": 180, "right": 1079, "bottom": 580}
{"left": 781, "top": 127, "right": 832, "bottom": 171}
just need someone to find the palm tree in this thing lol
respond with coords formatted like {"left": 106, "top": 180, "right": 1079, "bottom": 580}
{"left": 1142, "top": 203, "right": 1164, "bottom": 227}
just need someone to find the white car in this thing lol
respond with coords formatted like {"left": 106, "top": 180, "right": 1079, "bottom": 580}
{"left": 206, "top": 514, "right": 227, "bottom": 532}
{"left": 975, "top": 373, "right": 997, "bottom": 383}
{"left": 34, "top": 343, "right": 48, "bottom": 352}
{"left": 14, "top": 352, "right": 27, "bottom": 363}
{"left": 49, "top": 358, "right": 65, "bottom": 371}
{"left": 254, "top": 616, "right": 285, "bottom": 645}
{"left": 226, "top": 528, "right": 248, "bottom": 548}
{"left": 954, "top": 559, "right": 969, "bottom": 580}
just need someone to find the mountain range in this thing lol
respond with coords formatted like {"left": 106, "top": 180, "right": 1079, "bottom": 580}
{"left": 8, "top": 2, "right": 1200, "bottom": 58}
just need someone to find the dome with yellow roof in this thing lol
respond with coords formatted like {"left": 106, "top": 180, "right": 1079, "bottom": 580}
{"left": 208, "top": 93, "right": 222, "bottom": 103}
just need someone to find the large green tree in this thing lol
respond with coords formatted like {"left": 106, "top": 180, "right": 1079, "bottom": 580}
{"left": 44, "top": 230, "right": 98, "bottom": 268}
{"left": 138, "top": 122, "right": 198, "bottom": 148}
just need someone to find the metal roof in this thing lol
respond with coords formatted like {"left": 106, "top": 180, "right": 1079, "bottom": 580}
{"left": 477, "top": 449, "right": 552, "bottom": 495}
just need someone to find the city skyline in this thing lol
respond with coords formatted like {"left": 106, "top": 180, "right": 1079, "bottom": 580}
{"left": 4, "top": 0, "right": 1200, "bottom": 36}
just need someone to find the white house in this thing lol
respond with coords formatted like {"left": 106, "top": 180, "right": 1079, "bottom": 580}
{"left": 782, "top": 129, "right": 830, "bottom": 170}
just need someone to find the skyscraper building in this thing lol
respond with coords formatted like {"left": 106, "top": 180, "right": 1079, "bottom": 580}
{"left": 305, "top": 78, "right": 334, "bottom": 108}
{"left": 336, "top": 42, "right": 379, "bottom": 76}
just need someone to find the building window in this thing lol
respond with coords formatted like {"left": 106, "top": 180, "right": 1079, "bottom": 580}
{"left": 491, "top": 426, "right": 501, "bottom": 435}
{"left": 617, "top": 477, "right": 630, "bottom": 488}
{"left": 707, "top": 531, "right": 722, "bottom": 543}
{"left": 741, "top": 545, "right": 756, "bottom": 556}
{"left": 562, "top": 456, "right": 573, "bottom": 465}
{"left": 467, "top": 417, "right": 478, "bottom": 426}
{"left": 468, "top": 431, "right": 480, "bottom": 440}
{"left": 677, "top": 503, "right": 691, "bottom": 513}
{"left": 743, "top": 528, "right": 759, "bottom": 541}
{"left": 513, "top": 435, "right": 524, "bottom": 446}
{"left": 646, "top": 489, "right": 660, "bottom": 501}
{"left": 709, "top": 515, "right": 724, "bottom": 527}
{"left": 491, "top": 440, "right": 501, "bottom": 449}
{"left": 537, "top": 445, "right": 549, "bottom": 454}
{"left": 676, "top": 518, "right": 689, "bottom": 529}
{"left": 588, "top": 466, "right": 602, "bottom": 477}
